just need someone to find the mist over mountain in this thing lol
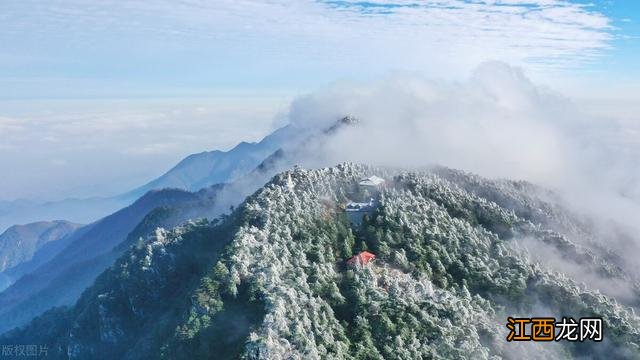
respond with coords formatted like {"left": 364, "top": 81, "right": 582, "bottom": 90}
{"left": 3, "top": 0, "right": 640, "bottom": 356}
{"left": 0, "top": 63, "right": 638, "bottom": 359}
{"left": 284, "top": 62, "right": 640, "bottom": 270}
{"left": 0, "top": 186, "right": 223, "bottom": 334}
{"left": 122, "top": 124, "right": 297, "bottom": 199}
{"left": 0, "top": 112, "right": 337, "bottom": 334}
{"left": 0, "top": 198, "right": 124, "bottom": 237}
{"left": 0, "top": 124, "right": 294, "bottom": 233}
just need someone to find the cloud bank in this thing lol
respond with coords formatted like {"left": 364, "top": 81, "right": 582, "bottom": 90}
{"left": 287, "top": 61, "right": 640, "bottom": 237}
{"left": 282, "top": 61, "right": 640, "bottom": 308}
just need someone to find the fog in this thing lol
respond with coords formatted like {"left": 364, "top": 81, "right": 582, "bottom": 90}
{"left": 511, "top": 236, "right": 637, "bottom": 306}
{"left": 285, "top": 61, "right": 640, "bottom": 285}
{"left": 288, "top": 62, "right": 637, "bottom": 219}
{"left": 0, "top": 97, "right": 287, "bottom": 202}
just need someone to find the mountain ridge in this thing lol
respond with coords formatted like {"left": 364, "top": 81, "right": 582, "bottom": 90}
{"left": 0, "top": 125, "right": 295, "bottom": 233}
{"left": 0, "top": 220, "right": 81, "bottom": 275}
{"left": 121, "top": 125, "right": 296, "bottom": 200}
{"left": 0, "top": 117, "right": 348, "bottom": 333}
{"left": 0, "top": 187, "right": 213, "bottom": 334}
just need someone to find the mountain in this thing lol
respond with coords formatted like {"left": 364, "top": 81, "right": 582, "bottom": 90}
{"left": 0, "top": 120, "right": 334, "bottom": 333}
{"left": 0, "top": 197, "right": 129, "bottom": 236}
{"left": 122, "top": 125, "right": 297, "bottom": 199}
{"left": 0, "top": 220, "right": 80, "bottom": 275}
{"left": 0, "top": 224, "right": 93, "bottom": 293}
{"left": 3, "top": 163, "right": 638, "bottom": 359}
{"left": 0, "top": 125, "right": 295, "bottom": 233}
{"left": 0, "top": 187, "right": 223, "bottom": 334}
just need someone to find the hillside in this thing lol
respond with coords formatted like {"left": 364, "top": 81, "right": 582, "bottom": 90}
{"left": 0, "top": 118, "right": 346, "bottom": 334}
{"left": 0, "top": 220, "right": 80, "bottom": 275}
{"left": 0, "top": 187, "right": 219, "bottom": 334}
{"left": 3, "top": 163, "right": 638, "bottom": 359}
{"left": 0, "top": 196, "right": 129, "bottom": 236}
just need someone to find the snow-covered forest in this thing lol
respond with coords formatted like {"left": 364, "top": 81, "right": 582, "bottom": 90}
{"left": 3, "top": 163, "right": 639, "bottom": 359}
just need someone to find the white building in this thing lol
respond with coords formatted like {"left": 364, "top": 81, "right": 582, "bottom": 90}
{"left": 359, "top": 176, "right": 385, "bottom": 188}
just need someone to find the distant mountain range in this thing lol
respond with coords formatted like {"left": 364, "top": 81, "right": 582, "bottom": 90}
{"left": 0, "top": 125, "right": 296, "bottom": 233}
{"left": 123, "top": 125, "right": 296, "bottom": 199}
{"left": 0, "top": 187, "right": 213, "bottom": 333}
{"left": 0, "top": 119, "right": 332, "bottom": 333}
{"left": 0, "top": 220, "right": 80, "bottom": 286}
{"left": 1, "top": 115, "right": 639, "bottom": 359}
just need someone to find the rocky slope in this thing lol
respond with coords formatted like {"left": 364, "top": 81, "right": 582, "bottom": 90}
{"left": 3, "top": 163, "right": 638, "bottom": 359}
{"left": 0, "top": 220, "right": 80, "bottom": 275}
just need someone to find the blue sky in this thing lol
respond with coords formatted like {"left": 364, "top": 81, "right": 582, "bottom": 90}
{"left": 0, "top": 0, "right": 638, "bottom": 201}
{"left": 1, "top": 0, "right": 637, "bottom": 99}
{"left": 573, "top": 1, "right": 640, "bottom": 91}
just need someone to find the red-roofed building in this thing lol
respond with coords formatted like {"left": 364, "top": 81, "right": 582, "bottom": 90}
{"left": 346, "top": 251, "right": 376, "bottom": 266}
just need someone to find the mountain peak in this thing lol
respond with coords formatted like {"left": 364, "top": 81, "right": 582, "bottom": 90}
{"left": 339, "top": 114, "right": 359, "bottom": 125}
{"left": 325, "top": 115, "right": 361, "bottom": 134}
{"left": 0, "top": 220, "right": 80, "bottom": 274}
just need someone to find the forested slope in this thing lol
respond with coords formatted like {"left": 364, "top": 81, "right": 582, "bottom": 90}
{"left": 4, "top": 163, "right": 638, "bottom": 359}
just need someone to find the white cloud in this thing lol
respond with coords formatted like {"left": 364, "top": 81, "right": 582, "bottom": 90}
{"left": 0, "top": 1, "right": 631, "bottom": 215}
{"left": 289, "top": 63, "right": 563, "bottom": 181}
{"left": 286, "top": 61, "right": 640, "bottom": 233}
{"left": 280, "top": 61, "right": 640, "bottom": 283}
{"left": 0, "top": 0, "right": 614, "bottom": 88}
{"left": 0, "top": 117, "right": 25, "bottom": 136}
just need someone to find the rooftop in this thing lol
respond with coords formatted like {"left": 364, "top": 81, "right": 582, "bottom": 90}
{"left": 347, "top": 251, "right": 376, "bottom": 266}
{"left": 359, "top": 176, "right": 385, "bottom": 187}
{"left": 345, "top": 198, "right": 375, "bottom": 212}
